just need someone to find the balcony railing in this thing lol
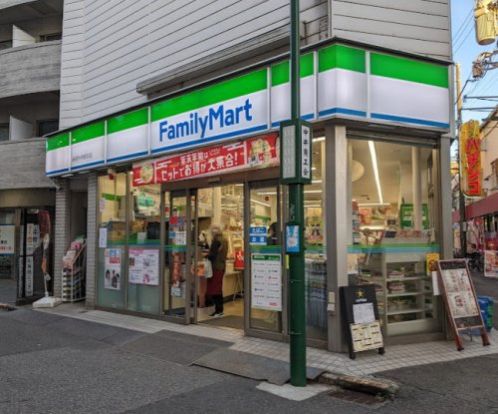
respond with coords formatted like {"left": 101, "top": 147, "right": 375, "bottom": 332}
{"left": 0, "top": 39, "right": 61, "bottom": 99}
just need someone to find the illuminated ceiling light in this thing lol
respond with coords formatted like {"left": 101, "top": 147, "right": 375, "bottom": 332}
{"left": 368, "top": 140, "right": 384, "bottom": 204}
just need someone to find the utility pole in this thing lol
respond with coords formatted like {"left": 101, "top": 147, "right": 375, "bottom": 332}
{"left": 288, "top": 0, "right": 306, "bottom": 387}
{"left": 456, "top": 64, "right": 467, "bottom": 257}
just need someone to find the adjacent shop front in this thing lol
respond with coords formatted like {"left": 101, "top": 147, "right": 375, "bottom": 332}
{"left": 46, "top": 40, "right": 453, "bottom": 351}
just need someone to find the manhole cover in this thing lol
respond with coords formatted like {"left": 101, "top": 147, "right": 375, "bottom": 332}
{"left": 329, "top": 388, "right": 387, "bottom": 407}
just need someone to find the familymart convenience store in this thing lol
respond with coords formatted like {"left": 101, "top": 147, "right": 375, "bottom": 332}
{"left": 46, "top": 40, "right": 454, "bottom": 352}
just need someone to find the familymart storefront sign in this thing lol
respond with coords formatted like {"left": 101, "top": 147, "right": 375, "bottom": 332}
{"left": 46, "top": 42, "right": 451, "bottom": 176}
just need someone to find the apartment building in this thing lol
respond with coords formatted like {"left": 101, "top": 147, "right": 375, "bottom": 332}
{"left": 46, "top": 0, "right": 454, "bottom": 352}
{"left": 0, "top": 0, "right": 65, "bottom": 303}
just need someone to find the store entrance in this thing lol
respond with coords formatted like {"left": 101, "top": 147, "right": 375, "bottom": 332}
{"left": 162, "top": 180, "right": 283, "bottom": 333}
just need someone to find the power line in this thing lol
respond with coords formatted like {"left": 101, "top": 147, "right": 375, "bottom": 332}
{"left": 453, "top": 8, "right": 474, "bottom": 44}
{"left": 454, "top": 24, "right": 475, "bottom": 54}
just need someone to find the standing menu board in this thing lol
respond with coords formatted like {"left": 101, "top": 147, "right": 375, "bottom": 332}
{"left": 340, "top": 285, "right": 385, "bottom": 359}
{"left": 437, "top": 259, "right": 490, "bottom": 351}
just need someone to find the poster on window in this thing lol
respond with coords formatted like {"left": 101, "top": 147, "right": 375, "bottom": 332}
{"left": 104, "top": 248, "right": 122, "bottom": 290}
{"left": 0, "top": 225, "right": 15, "bottom": 255}
{"left": 26, "top": 223, "right": 40, "bottom": 255}
{"left": 484, "top": 250, "right": 498, "bottom": 278}
{"left": 25, "top": 256, "right": 34, "bottom": 297}
{"left": 251, "top": 253, "right": 282, "bottom": 311}
{"left": 129, "top": 248, "right": 159, "bottom": 286}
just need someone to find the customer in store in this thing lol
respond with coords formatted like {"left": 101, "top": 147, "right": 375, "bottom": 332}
{"left": 268, "top": 222, "right": 279, "bottom": 246}
{"left": 207, "top": 225, "right": 228, "bottom": 317}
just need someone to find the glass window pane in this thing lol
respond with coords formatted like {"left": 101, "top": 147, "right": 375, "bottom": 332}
{"left": 97, "top": 173, "right": 127, "bottom": 309}
{"left": 347, "top": 139, "right": 441, "bottom": 337}
{"left": 304, "top": 137, "right": 327, "bottom": 340}
{"left": 127, "top": 175, "right": 161, "bottom": 314}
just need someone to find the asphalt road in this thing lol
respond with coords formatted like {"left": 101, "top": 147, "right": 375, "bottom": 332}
{"left": 0, "top": 307, "right": 498, "bottom": 413}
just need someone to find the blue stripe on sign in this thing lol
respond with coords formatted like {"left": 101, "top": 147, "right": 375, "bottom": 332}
{"left": 271, "top": 113, "right": 315, "bottom": 128}
{"left": 46, "top": 167, "right": 70, "bottom": 176}
{"left": 151, "top": 124, "right": 268, "bottom": 155}
{"left": 107, "top": 150, "right": 149, "bottom": 163}
{"left": 71, "top": 160, "right": 106, "bottom": 170}
{"left": 318, "top": 107, "right": 367, "bottom": 118}
{"left": 371, "top": 113, "right": 450, "bottom": 129}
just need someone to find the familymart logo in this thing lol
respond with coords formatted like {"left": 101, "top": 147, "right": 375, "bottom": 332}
{"left": 159, "top": 99, "right": 254, "bottom": 142}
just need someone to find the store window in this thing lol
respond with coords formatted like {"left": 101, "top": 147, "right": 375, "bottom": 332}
{"left": 127, "top": 176, "right": 162, "bottom": 314}
{"left": 97, "top": 173, "right": 127, "bottom": 309}
{"left": 347, "top": 139, "right": 441, "bottom": 337}
{"left": 304, "top": 137, "right": 327, "bottom": 340}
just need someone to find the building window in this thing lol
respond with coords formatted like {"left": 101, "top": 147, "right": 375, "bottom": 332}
{"left": 0, "top": 124, "right": 9, "bottom": 142}
{"left": 37, "top": 120, "right": 59, "bottom": 137}
{"left": 39, "top": 33, "right": 62, "bottom": 42}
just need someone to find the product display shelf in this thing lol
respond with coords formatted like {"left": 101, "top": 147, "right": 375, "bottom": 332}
{"left": 62, "top": 243, "right": 86, "bottom": 303}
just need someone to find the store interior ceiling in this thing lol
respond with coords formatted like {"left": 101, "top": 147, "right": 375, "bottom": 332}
{"left": 351, "top": 140, "right": 431, "bottom": 206}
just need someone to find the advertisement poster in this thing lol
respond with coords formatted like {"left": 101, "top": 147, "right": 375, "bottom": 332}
{"left": 484, "top": 250, "right": 498, "bottom": 278}
{"left": 440, "top": 267, "right": 479, "bottom": 319}
{"left": 251, "top": 253, "right": 282, "bottom": 311}
{"left": 133, "top": 133, "right": 279, "bottom": 186}
{"left": 25, "top": 256, "right": 33, "bottom": 297}
{"left": 129, "top": 248, "right": 159, "bottom": 286}
{"left": 426, "top": 253, "right": 440, "bottom": 275}
{"left": 104, "top": 248, "right": 122, "bottom": 290}
{"left": 0, "top": 225, "right": 15, "bottom": 255}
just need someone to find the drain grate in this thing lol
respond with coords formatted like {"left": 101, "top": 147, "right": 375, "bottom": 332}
{"left": 329, "top": 388, "right": 387, "bottom": 407}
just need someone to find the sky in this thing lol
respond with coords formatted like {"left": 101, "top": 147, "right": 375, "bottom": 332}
{"left": 452, "top": 1, "right": 498, "bottom": 123}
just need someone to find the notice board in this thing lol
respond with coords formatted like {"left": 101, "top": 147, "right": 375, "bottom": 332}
{"left": 340, "top": 285, "right": 385, "bottom": 359}
{"left": 437, "top": 259, "right": 490, "bottom": 350}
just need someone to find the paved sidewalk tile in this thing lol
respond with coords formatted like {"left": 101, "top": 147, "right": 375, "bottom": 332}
{"left": 37, "top": 303, "right": 498, "bottom": 377}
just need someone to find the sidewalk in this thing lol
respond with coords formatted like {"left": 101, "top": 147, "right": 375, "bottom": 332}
{"left": 37, "top": 303, "right": 498, "bottom": 377}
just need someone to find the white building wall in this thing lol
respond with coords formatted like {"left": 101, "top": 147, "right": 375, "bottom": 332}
{"left": 60, "top": 0, "right": 452, "bottom": 129}
{"left": 330, "top": 0, "right": 452, "bottom": 60}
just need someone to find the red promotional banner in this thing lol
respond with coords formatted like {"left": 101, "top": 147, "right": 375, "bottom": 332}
{"left": 133, "top": 133, "right": 279, "bottom": 186}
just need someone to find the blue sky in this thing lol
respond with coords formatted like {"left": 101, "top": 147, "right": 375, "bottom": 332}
{"left": 452, "top": 1, "right": 498, "bottom": 122}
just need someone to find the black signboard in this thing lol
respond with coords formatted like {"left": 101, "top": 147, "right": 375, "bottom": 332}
{"left": 437, "top": 259, "right": 490, "bottom": 351}
{"left": 340, "top": 285, "right": 385, "bottom": 359}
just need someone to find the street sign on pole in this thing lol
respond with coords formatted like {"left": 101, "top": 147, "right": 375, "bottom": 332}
{"left": 280, "top": 120, "right": 313, "bottom": 185}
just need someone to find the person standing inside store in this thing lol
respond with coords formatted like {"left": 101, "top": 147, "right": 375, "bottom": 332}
{"left": 207, "top": 225, "right": 228, "bottom": 317}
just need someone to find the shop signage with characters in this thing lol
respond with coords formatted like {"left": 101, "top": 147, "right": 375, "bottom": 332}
{"left": 460, "top": 120, "right": 483, "bottom": 197}
{"left": 0, "top": 225, "right": 15, "bottom": 255}
{"left": 133, "top": 133, "right": 279, "bottom": 186}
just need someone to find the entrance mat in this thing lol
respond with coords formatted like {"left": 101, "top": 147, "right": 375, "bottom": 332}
{"left": 193, "top": 348, "right": 325, "bottom": 385}
{"left": 201, "top": 315, "right": 244, "bottom": 330}
{"left": 120, "top": 330, "right": 233, "bottom": 366}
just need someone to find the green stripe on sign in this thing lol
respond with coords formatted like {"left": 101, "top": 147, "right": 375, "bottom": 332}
{"left": 46, "top": 133, "right": 69, "bottom": 151}
{"left": 151, "top": 69, "right": 267, "bottom": 121}
{"left": 108, "top": 108, "right": 148, "bottom": 134}
{"left": 318, "top": 44, "right": 366, "bottom": 73}
{"left": 71, "top": 121, "right": 105, "bottom": 144}
{"left": 271, "top": 53, "right": 314, "bottom": 86}
{"left": 370, "top": 53, "right": 449, "bottom": 88}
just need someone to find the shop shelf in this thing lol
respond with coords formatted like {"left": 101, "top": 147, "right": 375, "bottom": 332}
{"left": 387, "top": 292, "right": 424, "bottom": 298}
{"left": 387, "top": 308, "right": 425, "bottom": 316}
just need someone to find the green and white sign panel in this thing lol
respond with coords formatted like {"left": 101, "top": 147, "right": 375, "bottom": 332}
{"left": 151, "top": 70, "right": 269, "bottom": 154}
{"left": 46, "top": 43, "right": 451, "bottom": 176}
